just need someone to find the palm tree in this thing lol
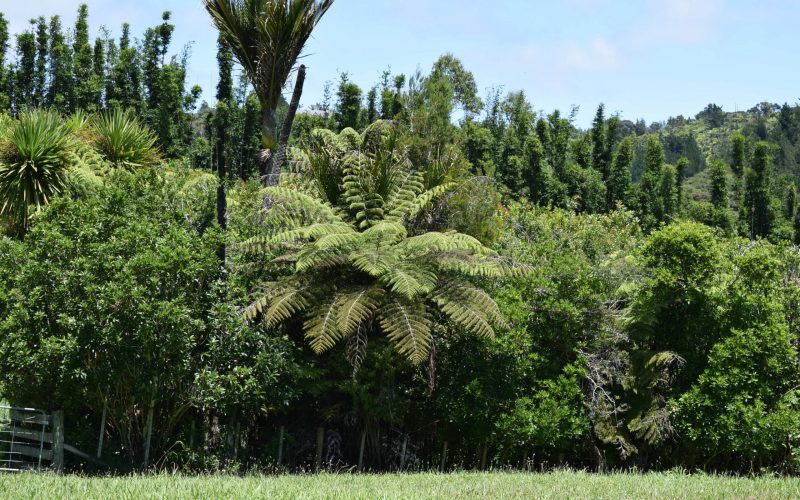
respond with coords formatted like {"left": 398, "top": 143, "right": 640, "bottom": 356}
{"left": 240, "top": 122, "right": 519, "bottom": 365}
{"left": 204, "top": 0, "right": 334, "bottom": 183}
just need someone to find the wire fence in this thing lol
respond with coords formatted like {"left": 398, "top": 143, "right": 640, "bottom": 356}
{"left": 0, "top": 406, "right": 61, "bottom": 472}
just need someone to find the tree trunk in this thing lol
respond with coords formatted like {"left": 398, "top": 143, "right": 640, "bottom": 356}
{"left": 273, "top": 65, "right": 306, "bottom": 176}
{"left": 260, "top": 107, "right": 278, "bottom": 185}
{"left": 216, "top": 106, "right": 228, "bottom": 267}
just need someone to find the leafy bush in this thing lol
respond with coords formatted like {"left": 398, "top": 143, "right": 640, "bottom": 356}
{"left": 0, "top": 168, "right": 297, "bottom": 468}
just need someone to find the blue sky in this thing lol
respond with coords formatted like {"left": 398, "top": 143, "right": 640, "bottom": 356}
{"left": 3, "top": 0, "right": 799, "bottom": 127}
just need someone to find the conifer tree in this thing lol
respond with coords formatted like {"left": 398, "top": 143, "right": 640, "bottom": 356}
{"left": 608, "top": 135, "right": 634, "bottom": 210}
{"left": 103, "top": 33, "right": 118, "bottom": 106}
{"left": 109, "top": 23, "right": 141, "bottom": 110}
{"left": 33, "top": 17, "right": 48, "bottom": 108}
{"left": 675, "top": 157, "right": 689, "bottom": 203}
{"left": 0, "top": 13, "right": 9, "bottom": 110}
{"left": 741, "top": 142, "right": 773, "bottom": 239}
{"left": 334, "top": 73, "right": 363, "bottom": 131}
{"left": 731, "top": 132, "right": 746, "bottom": 178}
{"left": 73, "top": 4, "right": 94, "bottom": 110}
{"left": 784, "top": 184, "right": 795, "bottom": 221}
{"left": 47, "top": 15, "right": 72, "bottom": 112}
{"left": 91, "top": 38, "right": 105, "bottom": 109}
{"left": 14, "top": 28, "right": 36, "bottom": 111}
{"left": 730, "top": 131, "right": 746, "bottom": 201}
{"left": 709, "top": 160, "right": 728, "bottom": 209}
{"left": 526, "top": 133, "right": 548, "bottom": 204}
{"left": 795, "top": 211, "right": 800, "bottom": 245}
{"left": 659, "top": 164, "right": 679, "bottom": 221}
{"left": 547, "top": 110, "right": 570, "bottom": 181}
{"left": 366, "top": 86, "right": 378, "bottom": 124}
{"left": 638, "top": 135, "right": 665, "bottom": 228}
{"left": 591, "top": 104, "right": 607, "bottom": 176}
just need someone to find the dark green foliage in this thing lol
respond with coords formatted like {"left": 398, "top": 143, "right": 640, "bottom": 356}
{"left": 591, "top": 104, "right": 607, "bottom": 176}
{"left": 334, "top": 73, "right": 362, "bottom": 131}
{"left": 0, "top": 13, "right": 8, "bottom": 109}
{"left": 0, "top": 168, "right": 300, "bottom": 468}
{"left": 741, "top": 141, "right": 774, "bottom": 239}
{"left": 72, "top": 4, "right": 95, "bottom": 111}
{"left": 709, "top": 160, "right": 728, "bottom": 209}
{"left": 108, "top": 23, "right": 142, "bottom": 110}
{"left": 608, "top": 135, "right": 633, "bottom": 209}
{"left": 430, "top": 53, "right": 482, "bottom": 116}
{"left": 32, "top": 17, "right": 47, "bottom": 107}
{"left": 13, "top": 28, "right": 36, "bottom": 110}
{"left": 47, "top": 15, "right": 73, "bottom": 112}
{"left": 731, "top": 131, "right": 746, "bottom": 178}
{"left": 636, "top": 136, "right": 668, "bottom": 229}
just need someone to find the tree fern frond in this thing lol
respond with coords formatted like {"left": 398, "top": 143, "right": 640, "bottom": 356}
{"left": 305, "top": 293, "right": 345, "bottom": 353}
{"left": 335, "top": 285, "right": 384, "bottom": 337}
{"left": 269, "top": 222, "right": 354, "bottom": 244}
{"left": 400, "top": 182, "right": 457, "bottom": 221}
{"left": 378, "top": 296, "right": 431, "bottom": 364}
{"left": 263, "top": 186, "right": 342, "bottom": 223}
{"left": 350, "top": 246, "right": 399, "bottom": 277}
{"left": 382, "top": 264, "right": 437, "bottom": 300}
{"left": 265, "top": 286, "right": 311, "bottom": 328}
{"left": 433, "top": 252, "right": 527, "bottom": 278}
{"left": 296, "top": 244, "right": 350, "bottom": 272}
{"left": 361, "top": 220, "right": 407, "bottom": 244}
{"left": 434, "top": 280, "right": 507, "bottom": 332}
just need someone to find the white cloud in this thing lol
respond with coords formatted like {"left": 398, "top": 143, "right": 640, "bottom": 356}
{"left": 560, "top": 37, "right": 623, "bottom": 72}
{"left": 640, "top": 0, "right": 722, "bottom": 44}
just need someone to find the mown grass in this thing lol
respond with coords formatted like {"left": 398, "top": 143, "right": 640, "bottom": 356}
{"left": 2, "top": 470, "right": 800, "bottom": 499}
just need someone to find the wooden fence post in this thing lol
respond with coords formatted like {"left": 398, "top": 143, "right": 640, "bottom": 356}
{"left": 399, "top": 435, "right": 408, "bottom": 471}
{"left": 357, "top": 429, "right": 366, "bottom": 472}
{"left": 439, "top": 441, "right": 448, "bottom": 472}
{"left": 314, "top": 427, "right": 324, "bottom": 473}
{"left": 96, "top": 404, "right": 107, "bottom": 459}
{"left": 143, "top": 400, "right": 155, "bottom": 472}
{"left": 52, "top": 410, "right": 64, "bottom": 474}
{"left": 480, "top": 443, "right": 488, "bottom": 471}
{"left": 277, "top": 425, "right": 285, "bottom": 466}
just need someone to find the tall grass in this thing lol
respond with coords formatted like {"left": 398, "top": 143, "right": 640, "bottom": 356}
{"left": 1, "top": 471, "right": 799, "bottom": 499}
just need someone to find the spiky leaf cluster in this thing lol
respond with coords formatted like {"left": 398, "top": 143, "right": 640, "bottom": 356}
{"left": 242, "top": 122, "right": 516, "bottom": 364}
{"left": 0, "top": 109, "right": 77, "bottom": 226}
{"left": 89, "top": 108, "right": 161, "bottom": 170}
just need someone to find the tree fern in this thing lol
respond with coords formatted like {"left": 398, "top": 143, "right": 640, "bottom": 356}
{"left": 240, "top": 120, "right": 516, "bottom": 364}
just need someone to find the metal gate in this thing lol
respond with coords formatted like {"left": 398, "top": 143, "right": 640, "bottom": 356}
{"left": 0, "top": 406, "right": 61, "bottom": 472}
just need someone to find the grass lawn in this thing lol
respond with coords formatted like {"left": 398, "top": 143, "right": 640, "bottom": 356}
{"left": 2, "top": 471, "right": 800, "bottom": 499}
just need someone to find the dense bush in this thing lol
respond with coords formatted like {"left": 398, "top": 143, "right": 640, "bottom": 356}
{"left": 0, "top": 168, "right": 298, "bottom": 468}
